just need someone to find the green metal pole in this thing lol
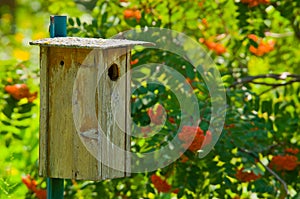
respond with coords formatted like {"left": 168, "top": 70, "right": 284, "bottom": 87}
{"left": 47, "top": 178, "right": 64, "bottom": 199}
{"left": 46, "top": 15, "right": 66, "bottom": 199}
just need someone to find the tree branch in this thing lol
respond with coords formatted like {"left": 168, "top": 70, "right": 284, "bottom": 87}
{"left": 264, "top": 31, "right": 294, "bottom": 38}
{"left": 252, "top": 79, "right": 298, "bottom": 87}
{"left": 238, "top": 147, "right": 289, "bottom": 197}
{"left": 230, "top": 73, "right": 300, "bottom": 91}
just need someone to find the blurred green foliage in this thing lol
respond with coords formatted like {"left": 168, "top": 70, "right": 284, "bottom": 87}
{"left": 0, "top": 0, "right": 299, "bottom": 198}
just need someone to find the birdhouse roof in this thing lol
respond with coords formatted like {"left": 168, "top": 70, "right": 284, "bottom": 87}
{"left": 30, "top": 37, "right": 153, "bottom": 49}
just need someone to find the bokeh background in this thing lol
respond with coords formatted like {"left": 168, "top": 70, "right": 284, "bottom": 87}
{"left": 0, "top": 0, "right": 299, "bottom": 198}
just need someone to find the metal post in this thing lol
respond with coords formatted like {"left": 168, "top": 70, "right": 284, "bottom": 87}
{"left": 47, "top": 178, "right": 64, "bottom": 199}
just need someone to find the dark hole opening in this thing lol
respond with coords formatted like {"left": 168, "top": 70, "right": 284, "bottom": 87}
{"left": 60, "top": 60, "right": 64, "bottom": 66}
{"left": 108, "top": 63, "right": 119, "bottom": 81}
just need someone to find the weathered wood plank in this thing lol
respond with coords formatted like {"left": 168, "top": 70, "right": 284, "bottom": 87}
{"left": 98, "top": 48, "right": 130, "bottom": 178}
{"left": 72, "top": 49, "right": 102, "bottom": 180}
{"left": 47, "top": 47, "right": 100, "bottom": 179}
{"left": 48, "top": 47, "right": 75, "bottom": 178}
{"left": 125, "top": 48, "right": 131, "bottom": 176}
{"left": 39, "top": 46, "right": 49, "bottom": 176}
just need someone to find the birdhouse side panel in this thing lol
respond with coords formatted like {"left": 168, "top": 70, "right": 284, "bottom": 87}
{"left": 98, "top": 48, "right": 131, "bottom": 179}
{"left": 44, "top": 47, "right": 101, "bottom": 180}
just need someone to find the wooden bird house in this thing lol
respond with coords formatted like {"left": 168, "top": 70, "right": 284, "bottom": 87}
{"left": 30, "top": 37, "right": 150, "bottom": 180}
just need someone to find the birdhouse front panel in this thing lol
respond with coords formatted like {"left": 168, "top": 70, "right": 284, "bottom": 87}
{"left": 30, "top": 37, "right": 150, "bottom": 180}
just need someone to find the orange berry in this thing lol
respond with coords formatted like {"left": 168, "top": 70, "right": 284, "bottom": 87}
{"left": 34, "top": 189, "right": 47, "bottom": 199}
{"left": 124, "top": 9, "right": 134, "bottom": 19}
{"left": 285, "top": 148, "right": 299, "bottom": 155}
{"left": 249, "top": 36, "right": 275, "bottom": 56}
{"left": 180, "top": 154, "right": 189, "bottom": 163}
{"left": 141, "top": 126, "right": 152, "bottom": 137}
{"left": 134, "top": 10, "right": 141, "bottom": 21}
{"left": 248, "top": 34, "right": 258, "bottom": 42}
{"left": 151, "top": 174, "right": 172, "bottom": 193}
{"left": 235, "top": 167, "right": 261, "bottom": 182}
{"left": 202, "top": 130, "right": 212, "bottom": 147}
{"left": 201, "top": 18, "right": 208, "bottom": 27}
{"left": 4, "top": 84, "right": 37, "bottom": 102}
{"left": 178, "top": 126, "right": 205, "bottom": 152}
{"left": 269, "top": 155, "right": 298, "bottom": 171}
{"left": 199, "top": 38, "right": 226, "bottom": 55}
{"left": 124, "top": 9, "right": 141, "bottom": 22}
{"left": 22, "top": 174, "right": 38, "bottom": 191}
{"left": 199, "top": 38, "right": 205, "bottom": 43}
{"left": 130, "top": 58, "right": 139, "bottom": 65}
{"left": 241, "top": 0, "right": 269, "bottom": 7}
{"left": 224, "top": 124, "right": 235, "bottom": 129}
{"left": 168, "top": 117, "right": 175, "bottom": 124}
{"left": 172, "top": 188, "right": 179, "bottom": 194}
{"left": 148, "top": 104, "right": 165, "bottom": 125}
{"left": 185, "top": 77, "right": 192, "bottom": 84}
{"left": 215, "top": 44, "right": 226, "bottom": 55}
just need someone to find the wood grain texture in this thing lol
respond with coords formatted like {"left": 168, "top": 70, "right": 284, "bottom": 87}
{"left": 39, "top": 46, "right": 131, "bottom": 180}
{"left": 39, "top": 46, "right": 49, "bottom": 176}
{"left": 125, "top": 47, "right": 131, "bottom": 176}
{"left": 72, "top": 49, "right": 101, "bottom": 180}
{"left": 98, "top": 48, "right": 130, "bottom": 179}
{"left": 47, "top": 47, "right": 94, "bottom": 179}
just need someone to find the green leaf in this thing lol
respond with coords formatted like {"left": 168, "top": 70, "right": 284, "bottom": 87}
{"left": 68, "top": 18, "right": 74, "bottom": 26}
{"left": 18, "top": 103, "right": 34, "bottom": 114}
{"left": 185, "top": 65, "right": 195, "bottom": 79}
{"left": 15, "top": 125, "right": 29, "bottom": 130}
{"left": 68, "top": 27, "right": 80, "bottom": 34}
{"left": 101, "top": 12, "right": 108, "bottom": 25}
{"left": 76, "top": 17, "right": 81, "bottom": 26}
{"left": 16, "top": 115, "right": 32, "bottom": 121}
{"left": 2, "top": 103, "right": 14, "bottom": 119}
{"left": 136, "top": 86, "right": 147, "bottom": 94}
{"left": 12, "top": 133, "right": 22, "bottom": 140}
{"left": 249, "top": 38, "right": 258, "bottom": 48}
{"left": 5, "top": 136, "right": 12, "bottom": 147}
{"left": 274, "top": 102, "right": 280, "bottom": 115}
{"left": 2, "top": 120, "right": 11, "bottom": 126}
{"left": 0, "top": 131, "right": 8, "bottom": 135}
{"left": 177, "top": 188, "right": 184, "bottom": 198}
{"left": 261, "top": 100, "right": 272, "bottom": 115}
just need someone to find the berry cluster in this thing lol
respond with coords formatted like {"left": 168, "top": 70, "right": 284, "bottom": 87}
{"left": 123, "top": 9, "right": 141, "bottom": 22}
{"left": 241, "top": 0, "right": 270, "bottom": 7}
{"left": 199, "top": 38, "right": 227, "bottom": 55}
{"left": 4, "top": 83, "right": 37, "bottom": 103}
{"left": 22, "top": 175, "right": 46, "bottom": 199}
{"left": 269, "top": 154, "right": 299, "bottom": 171}
{"left": 150, "top": 174, "right": 178, "bottom": 193}
{"left": 178, "top": 126, "right": 211, "bottom": 152}
{"left": 248, "top": 34, "right": 275, "bottom": 56}
{"left": 235, "top": 167, "right": 261, "bottom": 182}
{"left": 148, "top": 104, "right": 164, "bottom": 125}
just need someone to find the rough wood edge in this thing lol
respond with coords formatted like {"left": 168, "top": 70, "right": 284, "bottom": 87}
{"left": 125, "top": 48, "right": 131, "bottom": 176}
{"left": 39, "top": 46, "right": 49, "bottom": 177}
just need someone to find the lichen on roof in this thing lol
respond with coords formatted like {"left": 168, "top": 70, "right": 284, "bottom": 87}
{"left": 29, "top": 37, "right": 153, "bottom": 49}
